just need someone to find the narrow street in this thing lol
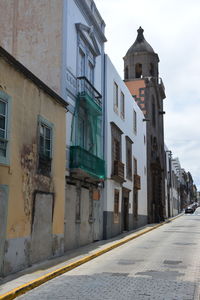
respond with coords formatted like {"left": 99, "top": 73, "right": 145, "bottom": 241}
{"left": 17, "top": 215, "right": 200, "bottom": 300}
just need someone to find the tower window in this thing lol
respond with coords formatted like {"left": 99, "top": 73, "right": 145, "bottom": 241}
{"left": 125, "top": 66, "right": 129, "bottom": 80}
{"left": 150, "top": 63, "right": 154, "bottom": 76}
{"left": 135, "top": 63, "right": 142, "bottom": 78}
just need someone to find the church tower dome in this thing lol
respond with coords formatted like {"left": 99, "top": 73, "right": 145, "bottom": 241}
{"left": 124, "top": 27, "right": 159, "bottom": 81}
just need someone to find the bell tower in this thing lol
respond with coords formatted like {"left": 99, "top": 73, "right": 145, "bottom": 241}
{"left": 124, "top": 26, "right": 159, "bottom": 81}
{"left": 124, "top": 27, "right": 166, "bottom": 224}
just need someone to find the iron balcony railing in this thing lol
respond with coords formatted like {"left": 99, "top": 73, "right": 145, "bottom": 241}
{"left": 77, "top": 76, "right": 102, "bottom": 108}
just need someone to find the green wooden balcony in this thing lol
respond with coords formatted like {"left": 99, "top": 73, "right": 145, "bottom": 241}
{"left": 70, "top": 146, "right": 105, "bottom": 181}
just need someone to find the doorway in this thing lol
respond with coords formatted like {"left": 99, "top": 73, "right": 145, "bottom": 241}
{"left": 121, "top": 188, "right": 130, "bottom": 231}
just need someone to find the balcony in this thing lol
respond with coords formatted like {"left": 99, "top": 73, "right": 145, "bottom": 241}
{"left": 77, "top": 76, "right": 102, "bottom": 115}
{"left": 134, "top": 174, "right": 141, "bottom": 190}
{"left": 70, "top": 146, "right": 105, "bottom": 181}
{"left": 112, "top": 160, "right": 125, "bottom": 183}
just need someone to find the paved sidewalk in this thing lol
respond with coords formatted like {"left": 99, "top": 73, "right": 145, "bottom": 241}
{"left": 0, "top": 215, "right": 182, "bottom": 299}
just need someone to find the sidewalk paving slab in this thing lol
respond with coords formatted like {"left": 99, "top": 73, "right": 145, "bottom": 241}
{"left": 0, "top": 214, "right": 183, "bottom": 300}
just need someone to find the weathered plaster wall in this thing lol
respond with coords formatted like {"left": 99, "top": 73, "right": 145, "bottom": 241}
{"left": 0, "top": 56, "right": 66, "bottom": 275}
{"left": 0, "top": 185, "right": 8, "bottom": 275}
{"left": 64, "top": 184, "right": 93, "bottom": 251}
{"left": 0, "top": 0, "right": 63, "bottom": 93}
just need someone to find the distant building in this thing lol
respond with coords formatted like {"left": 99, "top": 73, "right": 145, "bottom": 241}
{"left": 0, "top": 47, "right": 67, "bottom": 276}
{"left": 103, "top": 55, "right": 147, "bottom": 238}
{"left": 171, "top": 158, "right": 181, "bottom": 215}
{"left": 164, "top": 146, "right": 172, "bottom": 218}
{"left": 179, "top": 168, "right": 189, "bottom": 209}
{"left": 123, "top": 27, "right": 166, "bottom": 223}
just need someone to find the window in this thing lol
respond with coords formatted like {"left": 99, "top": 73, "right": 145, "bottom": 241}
{"left": 113, "top": 138, "right": 120, "bottom": 161}
{"left": 114, "top": 189, "right": 120, "bottom": 223}
{"left": 78, "top": 116, "right": 85, "bottom": 148}
{"left": 120, "top": 91, "right": 125, "bottom": 119}
{"left": 113, "top": 82, "right": 118, "bottom": 113}
{"left": 0, "top": 100, "right": 7, "bottom": 157}
{"left": 125, "top": 66, "right": 129, "bottom": 80}
{"left": 126, "top": 137, "right": 133, "bottom": 180}
{"left": 79, "top": 48, "right": 85, "bottom": 77}
{"left": 134, "top": 158, "right": 137, "bottom": 175}
{"left": 135, "top": 63, "right": 142, "bottom": 78}
{"left": 38, "top": 116, "right": 53, "bottom": 176}
{"left": 133, "top": 109, "right": 137, "bottom": 134}
{"left": 88, "top": 61, "right": 94, "bottom": 84}
{"left": 0, "top": 91, "right": 11, "bottom": 165}
{"left": 150, "top": 63, "right": 154, "bottom": 76}
{"left": 111, "top": 122, "right": 123, "bottom": 164}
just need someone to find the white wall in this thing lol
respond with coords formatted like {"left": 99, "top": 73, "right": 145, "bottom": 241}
{"left": 104, "top": 55, "right": 147, "bottom": 217}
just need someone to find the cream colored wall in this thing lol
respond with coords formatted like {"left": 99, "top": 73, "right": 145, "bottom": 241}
{"left": 0, "top": 0, "right": 63, "bottom": 93}
{"left": 0, "top": 57, "right": 66, "bottom": 239}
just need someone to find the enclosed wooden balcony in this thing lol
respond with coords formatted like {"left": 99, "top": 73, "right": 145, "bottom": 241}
{"left": 134, "top": 174, "right": 141, "bottom": 190}
{"left": 111, "top": 160, "right": 125, "bottom": 183}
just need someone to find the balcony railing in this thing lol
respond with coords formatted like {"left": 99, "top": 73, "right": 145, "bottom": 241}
{"left": 112, "top": 160, "right": 125, "bottom": 183}
{"left": 134, "top": 174, "right": 141, "bottom": 190}
{"left": 70, "top": 146, "right": 105, "bottom": 180}
{"left": 77, "top": 76, "right": 102, "bottom": 108}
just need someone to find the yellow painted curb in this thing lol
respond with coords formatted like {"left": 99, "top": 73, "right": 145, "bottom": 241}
{"left": 0, "top": 214, "right": 182, "bottom": 300}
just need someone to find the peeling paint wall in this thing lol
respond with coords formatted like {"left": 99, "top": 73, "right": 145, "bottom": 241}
{"left": 64, "top": 184, "right": 94, "bottom": 251}
{"left": 0, "top": 0, "right": 63, "bottom": 93}
{"left": 0, "top": 185, "right": 8, "bottom": 275}
{"left": 0, "top": 56, "right": 66, "bottom": 276}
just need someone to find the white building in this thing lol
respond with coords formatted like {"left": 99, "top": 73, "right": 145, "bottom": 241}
{"left": 103, "top": 55, "right": 147, "bottom": 238}
{"left": 165, "top": 145, "right": 181, "bottom": 218}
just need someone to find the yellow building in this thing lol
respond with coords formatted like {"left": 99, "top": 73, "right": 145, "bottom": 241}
{"left": 0, "top": 47, "right": 67, "bottom": 276}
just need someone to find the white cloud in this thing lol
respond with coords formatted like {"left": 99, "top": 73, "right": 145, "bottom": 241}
{"left": 96, "top": 0, "right": 200, "bottom": 188}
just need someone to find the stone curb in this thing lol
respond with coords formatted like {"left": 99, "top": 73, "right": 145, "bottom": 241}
{"left": 0, "top": 214, "right": 183, "bottom": 300}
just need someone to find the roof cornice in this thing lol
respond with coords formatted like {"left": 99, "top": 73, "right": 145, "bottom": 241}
{"left": 74, "top": 0, "right": 107, "bottom": 44}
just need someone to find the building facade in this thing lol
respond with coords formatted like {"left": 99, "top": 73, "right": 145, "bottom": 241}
{"left": 171, "top": 158, "right": 181, "bottom": 216}
{"left": 0, "top": 47, "right": 67, "bottom": 276}
{"left": 123, "top": 27, "right": 166, "bottom": 223}
{"left": 0, "top": 0, "right": 107, "bottom": 250}
{"left": 63, "top": 0, "right": 106, "bottom": 248}
{"left": 103, "top": 55, "right": 147, "bottom": 239}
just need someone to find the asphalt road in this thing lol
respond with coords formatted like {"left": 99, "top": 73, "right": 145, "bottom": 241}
{"left": 18, "top": 214, "right": 200, "bottom": 300}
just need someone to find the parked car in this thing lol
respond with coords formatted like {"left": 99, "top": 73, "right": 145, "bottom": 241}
{"left": 185, "top": 206, "right": 195, "bottom": 214}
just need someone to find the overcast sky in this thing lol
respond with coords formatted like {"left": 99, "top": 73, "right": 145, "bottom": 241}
{"left": 95, "top": 0, "right": 200, "bottom": 190}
